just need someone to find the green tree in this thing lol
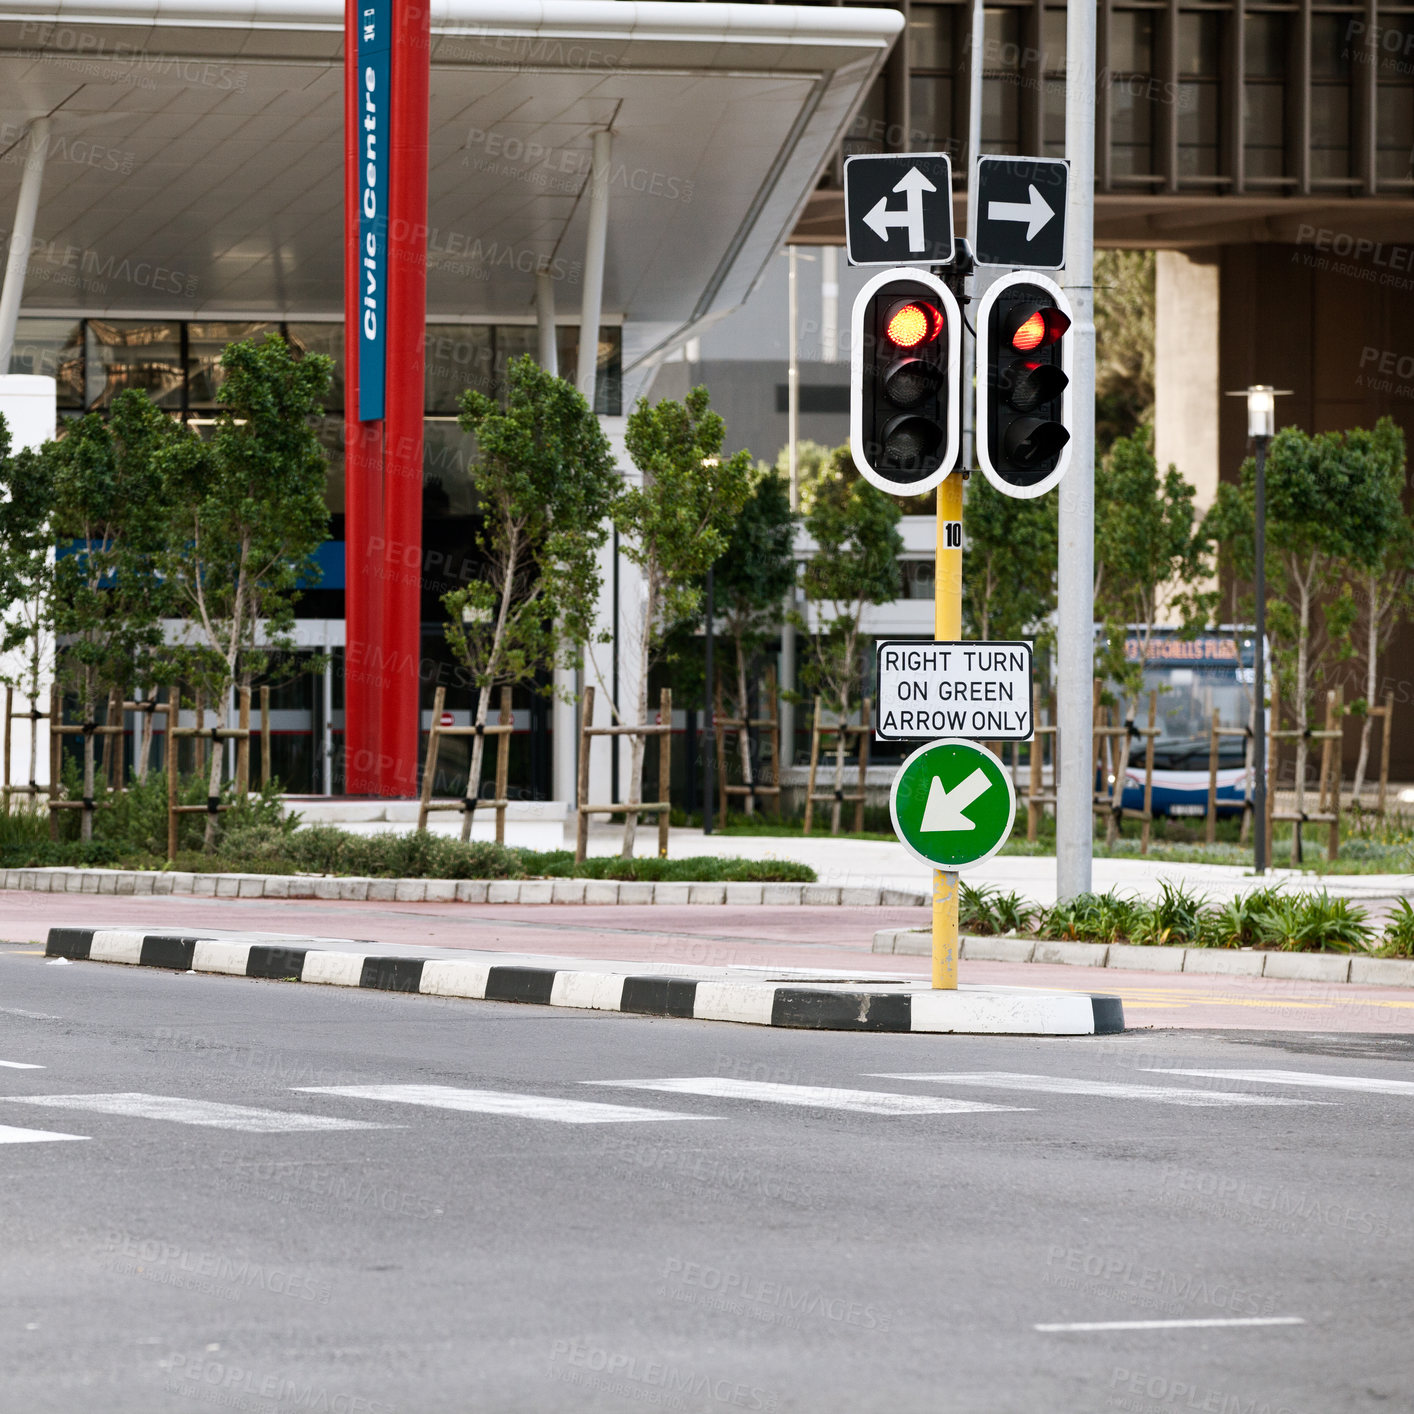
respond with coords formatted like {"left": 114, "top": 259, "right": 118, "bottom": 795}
{"left": 793, "top": 445, "right": 902, "bottom": 833}
{"left": 0, "top": 421, "right": 53, "bottom": 802}
{"left": 1333, "top": 420, "right": 1410, "bottom": 802}
{"left": 1200, "top": 419, "right": 1405, "bottom": 825}
{"left": 442, "top": 355, "right": 619, "bottom": 825}
{"left": 158, "top": 335, "right": 332, "bottom": 845}
{"left": 1093, "top": 426, "right": 1202, "bottom": 708}
{"left": 962, "top": 472, "right": 1057, "bottom": 647}
{"left": 709, "top": 465, "right": 796, "bottom": 810}
{"left": 43, "top": 394, "right": 173, "bottom": 836}
{"left": 1094, "top": 250, "right": 1155, "bottom": 452}
{"left": 615, "top": 386, "right": 754, "bottom": 856}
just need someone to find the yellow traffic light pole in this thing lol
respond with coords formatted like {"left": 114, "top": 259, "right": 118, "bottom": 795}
{"left": 933, "top": 470, "right": 963, "bottom": 988}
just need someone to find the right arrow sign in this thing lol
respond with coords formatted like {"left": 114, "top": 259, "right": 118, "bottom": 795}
{"left": 975, "top": 156, "right": 1068, "bottom": 270}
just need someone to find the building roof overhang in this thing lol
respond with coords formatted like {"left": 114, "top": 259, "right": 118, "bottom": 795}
{"left": 0, "top": 0, "right": 901, "bottom": 371}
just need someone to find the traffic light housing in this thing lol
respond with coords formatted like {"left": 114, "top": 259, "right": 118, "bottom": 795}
{"left": 850, "top": 268, "right": 961, "bottom": 496}
{"left": 976, "top": 271, "right": 1074, "bottom": 499}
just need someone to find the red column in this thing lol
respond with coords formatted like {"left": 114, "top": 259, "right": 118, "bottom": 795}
{"left": 380, "top": 0, "right": 429, "bottom": 797}
{"left": 342, "top": 0, "right": 383, "bottom": 796}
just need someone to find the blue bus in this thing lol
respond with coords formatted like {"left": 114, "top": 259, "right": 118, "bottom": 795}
{"left": 1108, "top": 627, "right": 1264, "bottom": 819}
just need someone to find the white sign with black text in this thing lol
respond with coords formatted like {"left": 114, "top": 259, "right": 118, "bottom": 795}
{"left": 874, "top": 640, "right": 1033, "bottom": 743}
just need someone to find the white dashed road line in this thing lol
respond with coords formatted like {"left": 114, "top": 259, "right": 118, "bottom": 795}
{"left": 1035, "top": 1317, "right": 1306, "bottom": 1332}
{"left": 0, "top": 1123, "right": 88, "bottom": 1145}
{"left": 871, "top": 1072, "right": 1327, "bottom": 1107}
{"left": 1146, "top": 1068, "right": 1414, "bottom": 1096}
{"left": 2, "top": 1093, "right": 395, "bottom": 1133}
{"left": 294, "top": 1084, "right": 714, "bottom": 1125}
{"left": 0, "top": 1060, "right": 44, "bottom": 1069}
{"left": 590, "top": 1078, "right": 1030, "bottom": 1116}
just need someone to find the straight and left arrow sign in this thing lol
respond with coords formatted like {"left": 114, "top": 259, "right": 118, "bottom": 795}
{"left": 844, "top": 153, "right": 954, "bottom": 267}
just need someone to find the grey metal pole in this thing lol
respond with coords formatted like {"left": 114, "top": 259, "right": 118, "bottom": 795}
{"left": 575, "top": 129, "right": 612, "bottom": 405}
{"left": 1056, "top": 0, "right": 1097, "bottom": 900}
{"left": 0, "top": 117, "right": 51, "bottom": 369}
{"left": 1252, "top": 435, "right": 1268, "bottom": 874}
{"left": 780, "top": 247, "right": 801, "bottom": 770}
{"left": 704, "top": 567, "right": 715, "bottom": 834}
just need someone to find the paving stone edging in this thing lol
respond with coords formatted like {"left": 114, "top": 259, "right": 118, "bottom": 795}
{"left": 43, "top": 928, "right": 1124, "bottom": 1036}
{"left": 0, "top": 867, "right": 927, "bottom": 908}
{"left": 872, "top": 927, "right": 1414, "bottom": 988}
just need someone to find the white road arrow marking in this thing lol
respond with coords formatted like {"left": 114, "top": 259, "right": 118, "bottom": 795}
{"left": 987, "top": 183, "right": 1055, "bottom": 240}
{"left": 861, "top": 166, "right": 937, "bottom": 252}
{"left": 919, "top": 768, "right": 992, "bottom": 831}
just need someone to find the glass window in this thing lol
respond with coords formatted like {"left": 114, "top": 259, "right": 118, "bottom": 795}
{"left": 9, "top": 319, "right": 83, "bottom": 406}
{"left": 85, "top": 321, "right": 184, "bottom": 410}
{"left": 186, "top": 322, "right": 280, "bottom": 409}
{"left": 1244, "top": 13, "right": 1288, "bottom": 179}
{"left": 1245, "top": 13, "right": 1287, "bottom": 78}
{"left": 982, "top": 6, "right": 1023, "bottom": 152}
{"left": 1310, "top": 15, "right": 1352, "bottom": 179}
{"left": 844, "top": 73, "right": 889, "bottom": 157}
{"left": 1376, "top": 83, "right": 1414, "bottom": 182}
{"left": 493, "top": 325, "right": 538, "bottom": 399}
{"left": 1179, "top": 84, "right": 1222, "bottom": 175}
{"left": 1110, "top": 9, "right": 1155, "bottom": 75}
{"left": 424, "top": 324, "right": 493, "bottom": 414}
{"left": 1179, "top": 12, "right": 1222, "bottom": 76}
{"left": 1309, "top": 13, "right": 1352, "bottom": 78}
{"left": 1043, "top": 7, "right": 1067, "bottom": 156}
{"left": 910, "top": 75, "right": 953, "bottom": 152}
{"left": 422, "top": 419, "right": 478, "bottom": 519}
{"left": 908, "top": 3, "right": 954, "bottom": 70}
{"left": 1243, "top": 85, "right": 1287, "bottom": 177}
{"left": 1109, "top": 9, "right": 1157, "bottom": 177}
{"left": 286, "top": 324, "right": 344, "bottom": 412}
{"left": 554, "top": 326, "right": 622, "bottom": 416}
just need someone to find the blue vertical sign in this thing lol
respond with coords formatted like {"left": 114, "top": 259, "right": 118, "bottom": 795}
{"left": 357, "top": 0, "right": 391, "bottom": 422}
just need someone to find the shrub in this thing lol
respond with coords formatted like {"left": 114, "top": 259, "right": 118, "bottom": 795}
{"left": 1253, "top": 891, "right": 1373, "bottom": 953}
{"left": 516, "top": 851, "right": 815, "bottom": 884}
{"left": 1376, "top": 898, "right": 1414, "bottom": 957}
{"left": 1040, "top": 889, "right": 1146, "bottom": 944}
{"left": 1195, "top": 887, "right": 1285, "bottom": 949}
{"left": 960, "top": 881, "right": 1036, "bottom": 935}
{"left": 1130, "top": 880, "right": 1207, "bottom": 947}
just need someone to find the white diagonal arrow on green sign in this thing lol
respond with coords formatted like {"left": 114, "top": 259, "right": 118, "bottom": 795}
{"left": 890, "top": 739, "right": 1016, "bottom": 870}
{"left": 919, "top": 768, "right": 992, "bottom": 831}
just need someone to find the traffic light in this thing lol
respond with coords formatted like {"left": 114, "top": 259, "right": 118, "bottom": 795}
{"left": 976, "top": 271, "right": 1074, "bottom": 499}
{"left": 850, "top": 268, "right": 961, "bottom": 496}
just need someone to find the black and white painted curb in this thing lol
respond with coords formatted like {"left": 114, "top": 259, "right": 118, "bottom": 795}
{"left": 43, "top": 928, "right": 1124, "bottom": 1036}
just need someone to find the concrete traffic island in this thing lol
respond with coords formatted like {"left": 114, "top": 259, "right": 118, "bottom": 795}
{"left": 43, "top": 926, "right": 1124, "bottom": 1036}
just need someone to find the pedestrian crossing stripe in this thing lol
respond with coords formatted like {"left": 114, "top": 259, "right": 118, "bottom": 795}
{"left": 0, "top": 1093, "right": 396, "bottom": 1133}
{"left": 588, "top": 1078, "right": 1030, "bottom": 1116}
{"left": 293, "top": 1084, "right": 713, "bottom": 1125}
{"left": 867, "top": 1072, "right": 1327, "bottom": 1107}
{"left": 1146, "top": 1067, "right": 1414, "bottom": 1095}
{"left": 0, "top": 1122, "right": 88, "bottom": 1145}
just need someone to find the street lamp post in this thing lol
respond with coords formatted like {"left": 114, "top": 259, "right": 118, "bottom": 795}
{"left": 1226, "top": 384, "right": 1289, "bottom": 875}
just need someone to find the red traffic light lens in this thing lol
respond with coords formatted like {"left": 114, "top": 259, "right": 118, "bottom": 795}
{"left": 886, "top": 301, "right": 943, "bottom": 349}
{"left": 1008, "top": 306, "right": 1070, "bottom": 352}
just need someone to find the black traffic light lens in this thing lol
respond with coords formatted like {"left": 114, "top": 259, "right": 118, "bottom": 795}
{"left": 882, "top": 357, "right": 942, "bottom": 409}
{"left": 884, "top": 301, "right": 944, "bottom": 349}
{"left": 1005, "top": 306, "right": 1070, "bottom": 352}
{"left": 1002, "top": 360, "right": 1067, "bottom": 412}
{"left": 880, "top": 414, "right": 943, "bottom": 469}
{"left": 1001, "top": 417, "right": 1071, "bottom": 467}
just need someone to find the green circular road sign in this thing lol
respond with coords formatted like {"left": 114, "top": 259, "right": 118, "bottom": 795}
{"left": 889, "top": 737, "right": 1016, "bottom": 870}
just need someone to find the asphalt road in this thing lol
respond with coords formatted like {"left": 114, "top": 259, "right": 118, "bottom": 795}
{"left": 2, "top": 939, "right": 1412, "bottom": 1414}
